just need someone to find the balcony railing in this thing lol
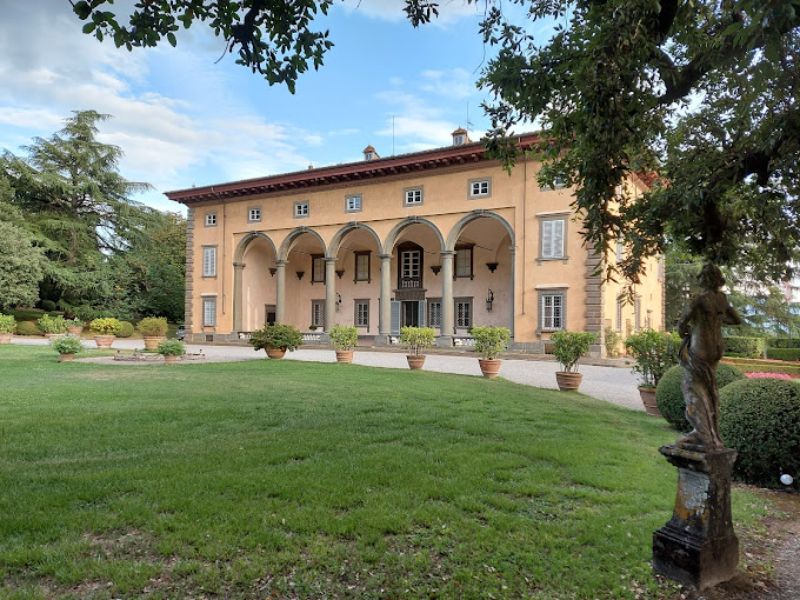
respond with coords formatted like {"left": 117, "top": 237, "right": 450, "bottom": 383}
{"left": 399, "top": 277, "right": 422, "bottom": 289}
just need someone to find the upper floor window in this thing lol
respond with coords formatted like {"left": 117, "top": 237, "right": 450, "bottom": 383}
{"left": 294, "top": 201, "right": 309, "bottom": 218}
{"left": 455, "top": 245, "right": 473, "bottom": 279}
{"left": 202, "top": 246, "right": 217, "bottom": 277}
{"left": 469, "top": 179, "right": 491, "bottom": 198}
{"left": 404, "top": 187, "right": 423, "bottom": 206}
{"left": 248, "top": 207, "right": 262, "bottom": 223}
{"left": 345, "top": 194, "right": 362, "bottom": 213}
{"left": 397, "top": 242, "right": 423, "bottom": 289}
{"left": 311, "top": 254, "right": 325, "bottom": 283}
{"left": 354, "top": 251, "right": 370, "bottom": 282}
{"left": 204, "top": 212, "right": 217, "bottom": 227}
{"left": 541, "top": 218, "right": 565, "bottom": 259}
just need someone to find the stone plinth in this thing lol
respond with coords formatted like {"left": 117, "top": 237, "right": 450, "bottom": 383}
{"left": 653, "top": 445, "right": 739, "bottom": 590}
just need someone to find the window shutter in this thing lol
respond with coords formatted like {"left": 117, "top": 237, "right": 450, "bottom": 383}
{"left": 553, "top": 220, "right": 564, "bottom": 258}
{"left": 418, "top": 301, "right": 426, "bottom": 330}
{"left": 390, "top": 301, "right": 401, "bottom": 335}
{"left": 542, "top": 221, "right": 553, "bottom": 258}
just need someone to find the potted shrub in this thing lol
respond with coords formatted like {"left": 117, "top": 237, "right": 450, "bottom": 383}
{"left": 624, "top": 329, "right": 680, "bottom": 416}
{"left": 329, "top": 324, "right": 358, "bottom": 363}
{"left": 249, "top": 323, "right": 303, "bottom": 359}
{"left": 89, "top": 317, "right": 122, "bottom": 348}
{"left": 37, "top": 314, "right": 68, "bottom": 339}
{"left": 52, "top": 334, "right": 83, "bottom": 362}
{"left": 472, "top": 326, "right": 511, "bottom": 379}
{"left": 138, "top": 317, "right": 169, "bottom": 350}
{"left": 157, "top": 339, "right": 185, "bottom": 364}
{"left": 400, "top": 326, "right": 437, "bottom": 370}
{"left": 0, "top": 314, "right": 15, "bottom": 344}
{"left": 65, "top": 318, "right": 84, "bottom": 336}
{"left": 551, "top": 331, "right": 597, "bottom": 391}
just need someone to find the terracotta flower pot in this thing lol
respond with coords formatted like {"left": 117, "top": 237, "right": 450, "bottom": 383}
{"left": 143, "top": 336, "right": 165, "bottom": 351}
{"left": 94, "top": 335, "right": 115, "bottom": 348}
{"left": 555, "top": 371, "right": 583, "bottom": 391}
{"left": 58, "top": 353, "right": 75, "bottom": 363}
{"left": 406, "top": 354, "right": 426, "bottom": 370}
{"left": 478, "top": 358, "right": 502, "bottom": 379}
{"left": 639, "top": 386, "right": 661, "bottom": 416}
{"left": 67, "top": 326, "right": 83, "bottom": 336}
{"left": 266, "top": 347, "right": 287, "bottom": 360}
{"left": 163, "top": 354, "right": 178, "bottom": 364}
{"left": 0, "top": 333, "right": 12, "bottom": 344}
{"left": 335, "top": 350, "right": 354, "bottom": 364}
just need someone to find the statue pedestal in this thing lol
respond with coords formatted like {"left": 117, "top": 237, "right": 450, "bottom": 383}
{"left": 653, "top": 445, "right": 739, "bottom": 590}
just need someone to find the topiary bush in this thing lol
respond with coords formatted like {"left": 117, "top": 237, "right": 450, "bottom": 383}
{"left": 250, "top": 323, "right": 303, "bottom": 352}
{"left": 551, "top": 331, "right": 597, "bottom": 373}
{"left": 656, "top": 363, "right": 745, "bottom": 431}
{"left": 471, "top": 326, "right": 511, "bottom": 360}
{"left": 117, "top": 321, "right": 135, "bottom": 338}
{"left": 16, "top": 320, "right": 40, "bottom": 336}
{"left": 399, "top": 326, "right": 437, "bottom": 356}
{"left": 720, "top": 379, "right": 800, "bottom": 489}
{"left": 328, "top": 324, "right": 358, "bottom": 351}
{"left": 137, "top": 316, "right": 169, "bottom": 337}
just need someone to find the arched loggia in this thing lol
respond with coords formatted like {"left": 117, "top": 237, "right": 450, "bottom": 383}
{"left": 232, "top": 232, "right": 279, "bottom": 333}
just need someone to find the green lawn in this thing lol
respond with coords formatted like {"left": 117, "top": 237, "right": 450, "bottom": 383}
{"left": 0, "top": 345, "right": 766, "bottom": 599}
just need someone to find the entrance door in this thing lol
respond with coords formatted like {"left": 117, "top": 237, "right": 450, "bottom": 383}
{"left": 401, "top": 301, "right": 419, "bottom": 327}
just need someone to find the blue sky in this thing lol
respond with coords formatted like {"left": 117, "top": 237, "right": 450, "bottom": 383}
{"left": 0, "top": 1, "right": 547, "bottom": 213}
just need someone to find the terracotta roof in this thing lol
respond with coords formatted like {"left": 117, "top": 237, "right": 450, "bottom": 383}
{"left": 165, "top": 133, "right": 540, "bottom": 204}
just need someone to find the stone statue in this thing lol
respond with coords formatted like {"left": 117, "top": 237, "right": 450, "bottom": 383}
{"left": 676, "top": 263, "right": 742, "bottom": 450}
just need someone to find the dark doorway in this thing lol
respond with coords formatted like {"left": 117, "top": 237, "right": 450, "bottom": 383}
{"left": 401, "top": 301, "right": 419, "bottom": 327}
{"left": 265, "top": 304, "right": 277, "bottom": 325}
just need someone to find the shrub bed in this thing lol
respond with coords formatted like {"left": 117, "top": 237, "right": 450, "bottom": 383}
{"left": 656, "top": 363, "right": 744, "bottom": 431}
{"left": 720, "top": 379, "right": 800, "bottom": 489}
{"left": 765, "top": 347, "right": 800, "bottom": 361}
{"left": 16, "top": 321, "right": 41, "bottom": 336}
{"left": 723, "top": 336, "right": 765, "bottom": 358}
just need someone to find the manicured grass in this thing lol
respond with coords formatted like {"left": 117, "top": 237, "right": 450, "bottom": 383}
{"left": 0, "top": 345, "right": 767, "bottom": 599}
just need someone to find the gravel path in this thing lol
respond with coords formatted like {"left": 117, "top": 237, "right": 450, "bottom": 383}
{"left": 10, "top": 337, "right": 644, "bottom": 411}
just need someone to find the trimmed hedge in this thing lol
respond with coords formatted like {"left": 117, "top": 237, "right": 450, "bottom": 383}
{"left": 118, "top": 321, "right": 135, "bottom": 338}
{"left": 723, "top": 336, "right": 765, "bottom": 358}
{"left": 720, "top": 379, "right": 800, "bottom": 489}
{"left": 766, "top": 348, "right": 800, "bottom": 361}
{"left": 767, "top": 338, "right": 800, "bottom": 349}
{"left": 16, "top": 321, "right": 41, "bottom": 336}
{"left": 723, "top": 358, "right": 800, "bottom": 376}
{"left": 656, "top": 363, "right": 744, "bottom": 431}
{"left": 12, "top": 308, "right": 45, "bottom": 322}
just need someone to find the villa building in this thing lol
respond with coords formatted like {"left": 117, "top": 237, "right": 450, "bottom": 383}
{"left": 166, "top": 131, "right": 664, "bottom": 355}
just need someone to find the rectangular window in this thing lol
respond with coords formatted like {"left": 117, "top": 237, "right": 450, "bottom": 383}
{"left": 616, "top": 297, "right": 624, "bottom": 332}
{"left": 345, "top": 194, "right": 362, "bottom": 213}
{"left": 455, "top": 298, "right": 472, "bottom": 329}
{"left": 401, "top": 250, "right": 421, "bottom": 279}
{"left": 615, "top": 240, "right": 624, "bottom": 264}
{"left": 634, "top": 296, "right": 642, "bottom": 331}
{"left": 202, "top": 246, "right": 217, "bottom": 277}
{"left": 469, "top": 179, "right": 491, "bottom": 198}
{"left": 541, "top": 293, "right": 564, "bottom": 330}
{"left": 404, "top": 187, "right": 423, "bottom": 206}
{"left": 294, "top": 201, "right": 309, "bottom": 218}
{"left": 248, "top": 207, "right": 261, "bottom": 222}
{"left": 311, "top": 254, "right": 325, "bottom": 283}
{"left": 354, "top": 251, "right": 370, "bottom": 282}
{"left": 541, "top": 219, "right": 565, "bottom": 259}
{"left": 539, "top": 176, "right": 568, "bottom": 191}
{"left": 204, "top": 212, "right": 217, "bottom": 227}
{"left": 311, "top": 300, "right": 325, "bottom": 328}
{"left": 355, "top": 299, "right": 369, "bottom": 328}
{"left": 427, "top": 298, "right": 442, "bottom": 328}
{"left": 455, "top": 245, "right": 473, "bottom": 279}
{"left": 202, "top": 296, "right": 217, "bottom": 326}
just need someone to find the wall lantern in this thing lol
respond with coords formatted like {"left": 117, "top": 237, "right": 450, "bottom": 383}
{"left": 485, "top": 289, "right": 494, "bottom": 312}
{"left": 486, "top": 262, "right": 499, "bottom": 273}
{"left": 296, "top": 270, "right": 305, "bottom": 280}
{"left": 336, "top": 269, "right": 345, "bottom": 279}
{"left": 430, "top": 265, "right": 441, "bottom": 275}
{"left": 269, "top": 267, "right": 277, "bottom": 277}
{"left": 336, "top": 293, "right": 342, "bottom": 311}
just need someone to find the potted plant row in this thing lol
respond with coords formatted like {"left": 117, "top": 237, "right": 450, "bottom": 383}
{"left": 138, "top": 316, "right": 169, "bottom": 351}
{"left": 157, "top": 339, "right": 185, "bottom": 364}
{"left": 66, "top": 318, "right": 84, "bottom": 336}
{"left": 472, "top": 326, "right": 511, "bottom": 379}
{"left": 551, "top": 331, "right": 597, "bottom": 391}
{"left": 624, "top": 329, "right": 680, "bottom": 416}
{"left": 89, "top": 317, "right": 122, "bottom": 348}
{"left": 249, "top": 323, "right": 303, "bottom": 359}
{"left": 0, "top": 314, "right": 15, "bottom": 344}
{"left": 37, "top": 314, "right": 68, "bottom": 339}
{"left": 400, "top": 326, "right": 436, "bottom": 370}
{"left": 329, "top": 324, "right": 358, "bottom": 363}
{"left": 52, "top": 334, "right": 83, "bottom": 362}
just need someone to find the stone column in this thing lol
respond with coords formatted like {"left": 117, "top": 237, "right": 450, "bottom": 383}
{"left": 378, "top": 254, "right": 392, "bottom": 344}
{"left": 275, "top": 260, "right": 287, "bottom": 323}
{"left": 438, "top": 250, "right": 455, "bottom": 347}
{"left": 508, "top": 246, "right": 516, "bottom": 340}
{"left": 653, "top": 445, "right": 739, "bottom": 590}
{"left": 232, "top": 261, "right": 245, "bottom": 333}
{"left": 324, "top": 257, "right": 337, "bottom": 333}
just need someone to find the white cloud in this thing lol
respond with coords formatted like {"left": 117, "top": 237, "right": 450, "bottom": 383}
{"left": 420, "top": 68, "right": 476, "bottom": 99}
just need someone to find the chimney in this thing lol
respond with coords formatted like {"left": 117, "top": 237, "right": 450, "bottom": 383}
{"left": 451, "top": 127, "right": 470, "bottom": 146}
{"left": 363, "top": 145, "right": 379, "bottom": 161}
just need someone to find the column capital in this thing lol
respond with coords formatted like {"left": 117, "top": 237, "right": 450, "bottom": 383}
{"left": 379, "top": 253, "right": 392, "bottom": 261}
{"left": 233, "top": 261, "right": 246, "bottom": 269}
{"left": 440, "top": 250, "right": 456, "bottom": 258}
{"left": 325, "top": 257, "right": 338, "bottom": 264}
{"left": 275, "top": 260, "right": 288, "bottom": 267}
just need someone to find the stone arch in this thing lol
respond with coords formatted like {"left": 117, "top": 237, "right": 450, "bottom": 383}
{"left": 234, "top": 231, "right": 278, "bottom": 263}
{"left": 278, "top": 226, "right": 327, "bottom": 261}
{"left": 328, "top": 222, "right": 384, "bottom": 257}
{"left": 383, "top": 217, "right": 446, "bottom": 254}
{"left": 445, "top": 210, "right": 515, "bottom": 252}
